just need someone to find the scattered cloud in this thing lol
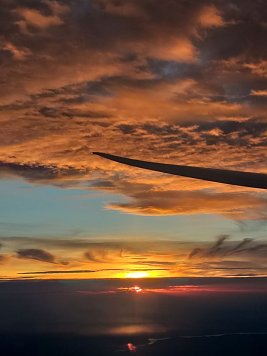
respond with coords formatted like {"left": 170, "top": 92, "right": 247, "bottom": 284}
{"left": 1, "top": 41, "right": 31, "bottom": 60}
{"left": 16, "top": 248, "right": 56, "bottom": 263}
{"left": 189, "top": 235, "right": 267, "bottom": 259}
{"left": 16, "top": 0, "right": 69, "bottom": 32}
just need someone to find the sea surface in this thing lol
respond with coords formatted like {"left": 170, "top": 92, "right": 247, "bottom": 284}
{"left": 0, "top": 278, "right": 266, "bottom": 355}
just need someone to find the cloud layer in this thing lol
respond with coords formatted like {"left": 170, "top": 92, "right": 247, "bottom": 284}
{"left": 0, "top": 235, "right": 266, "bottom": 279}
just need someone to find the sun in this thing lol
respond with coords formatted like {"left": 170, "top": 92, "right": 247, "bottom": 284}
{"left": 125, "top": 271, "right": 149, "bottom": 279}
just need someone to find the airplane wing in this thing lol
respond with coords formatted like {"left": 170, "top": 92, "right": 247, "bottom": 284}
{"left": 93, "top": 152, "right": 267, "bottom": 190}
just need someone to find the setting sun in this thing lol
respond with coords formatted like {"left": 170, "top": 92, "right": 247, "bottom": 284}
{"left": 125, "top": 271, "right": 150, "bottom": 279}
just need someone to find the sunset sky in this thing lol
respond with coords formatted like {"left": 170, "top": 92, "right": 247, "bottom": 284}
{"left": 0, "top": 0, "right": 267, "bottom": 280}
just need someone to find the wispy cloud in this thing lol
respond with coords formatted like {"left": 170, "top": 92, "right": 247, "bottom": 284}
{"left": 189, "top": 235, "right": 267, "bottom": 259}
{"left": 18, "top": 267, "right": 168, "bottom": 275}
{"left": 16, "top": 248, "right": 56, "bottom": 263}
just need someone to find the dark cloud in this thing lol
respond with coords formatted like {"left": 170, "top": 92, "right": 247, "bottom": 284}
{"left": 18, "top": 267, "right": 168, "bottom": 275}
{"left": 18, "top": 269, "right": 121, "bottom": 275}
{"left": 133, "top": 260, "right": 177, "bottom": 267}
{"left": 115, "top": 119, "right": 267, "bottom": 148}
{"left": 189, "top": 236, "right": 267, "bottom": 259}
{"left": 16, "top": 248, "right": 56, "bottom": 263}
{"left": 0, "top": 161, "right": 85, "bottom": 186}
{"left": 0, "top": 244, "right": 7, "bottom": 264}
{"left": 200, "top": 0, "right": 267, "bottom": 62}
{"left": 84, "top": 249, "right": 116, "bottom": 263}
{"left": 0, "top": 236, "right": 192, "bottom": 255}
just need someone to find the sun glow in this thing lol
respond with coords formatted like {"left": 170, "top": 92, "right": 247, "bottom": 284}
{"left": 129, "top": 286, "right": 143, "bottom": 293}
{"left": 125, "top": 271, "right": 149, "bottom": 279}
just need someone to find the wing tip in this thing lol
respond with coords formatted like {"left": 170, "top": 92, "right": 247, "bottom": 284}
{"left": 92, "top": 151, "right": 113, "bottom": 159}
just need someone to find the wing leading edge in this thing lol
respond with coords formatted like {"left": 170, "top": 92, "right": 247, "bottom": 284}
{"left": 93, "top": 152, "right": 267, "bottom": 190}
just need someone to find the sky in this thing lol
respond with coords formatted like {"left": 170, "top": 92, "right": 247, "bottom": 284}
{"left": 0, "top": 0, "right": 267, "bottom": 280}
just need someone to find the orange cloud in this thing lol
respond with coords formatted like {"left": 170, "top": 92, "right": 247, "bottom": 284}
{"left": 197, "top": 5, "right": 224, "bottom": 28}
{"left": 16, "top": 1, "right": 69, "bottom": 31}
{"left": 107, "top": 189, "right": 267, "bottom": 219}
{"left": 1, "top": 42, "right": 31, "bottom": 60}
{"left": 250, "top": 89, "right": 267, "bottom": 96}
